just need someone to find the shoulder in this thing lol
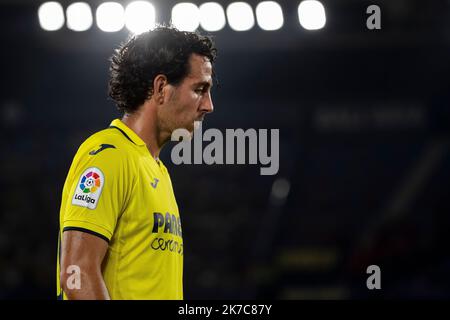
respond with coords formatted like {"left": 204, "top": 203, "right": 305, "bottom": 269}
{"left": 83, "top": 127, "right": 132, "bottom": 151}
{"left": 71, "top": 127, "right": 137, "bottom": 173}
{"left": 79, "top": 126, "right": 138, "bottom": 155}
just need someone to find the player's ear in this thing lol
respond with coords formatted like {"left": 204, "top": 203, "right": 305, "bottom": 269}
{"left": 152, "top": 74, "right": 168, "bottom": 104}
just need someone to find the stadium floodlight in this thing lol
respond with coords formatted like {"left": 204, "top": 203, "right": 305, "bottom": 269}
{"left": 66, "top": 2, "right": 93, "bottom": 32}
{"left": 125, "top": 1, "right": 156, "bottom": 35}
{"left": 226, "top": 2, "right": 254, "bottom": 32}
{"left": 96, "top": 2, "right": 125, "bottom": 32}
{"left": 38, "top": 2, "right": 65, "bottom": 31}
{"left": 171, "top": 3, "right": 200, "bottom": 32}
{"left": 199, "top": 2, "right": 226, "bottom": 32}
{"left": 298, "top": 0, "right": 326, "bottom": 30}
{"left": 255, "top": 1, "right": 283, "bottom": 31}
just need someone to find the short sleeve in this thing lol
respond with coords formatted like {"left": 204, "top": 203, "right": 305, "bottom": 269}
{"left": 61, "top": 147, "right": 130, "bottom": 242}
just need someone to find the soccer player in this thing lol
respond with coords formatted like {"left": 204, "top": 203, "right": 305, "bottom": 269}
{"left": 57, "top": 27, "right": 216, "bottom": 300}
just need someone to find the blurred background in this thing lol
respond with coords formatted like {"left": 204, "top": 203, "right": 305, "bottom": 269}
{"left": 1, "top": 0, "right": 449, "bottom": 299}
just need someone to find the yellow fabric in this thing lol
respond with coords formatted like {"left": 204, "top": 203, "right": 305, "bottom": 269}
{"left": 57, "top": 119, "right": 183, "bottom": 300}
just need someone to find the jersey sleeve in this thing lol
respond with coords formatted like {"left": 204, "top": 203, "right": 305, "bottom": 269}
{"left": 61, "top": 143, "right": 132, "bottom": 242}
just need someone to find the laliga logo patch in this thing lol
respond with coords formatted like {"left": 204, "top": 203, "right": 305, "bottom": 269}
{"left": 72, "top": 167, "right": 104, "bottom": 209}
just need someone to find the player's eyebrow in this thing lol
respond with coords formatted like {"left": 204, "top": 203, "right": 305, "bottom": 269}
{"left": 192, "top": 80, "right": 212, "bottom": 89}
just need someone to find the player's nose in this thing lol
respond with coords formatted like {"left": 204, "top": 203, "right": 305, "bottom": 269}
{"left": 201, "top": 91, "right": 214, "bottom": 114}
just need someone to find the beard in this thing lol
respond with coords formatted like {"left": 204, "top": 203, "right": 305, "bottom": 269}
{"left": 167, "top": 118, "right": 197, "bottom": 142}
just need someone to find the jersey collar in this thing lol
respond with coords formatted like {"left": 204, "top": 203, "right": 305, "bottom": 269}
{"left": 109, "top": 119, "right": 146, "bottom": 146}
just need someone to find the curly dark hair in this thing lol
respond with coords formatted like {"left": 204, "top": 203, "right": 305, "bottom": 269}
{"left": 108, "top": 26, "right": 217, "bottom": 114}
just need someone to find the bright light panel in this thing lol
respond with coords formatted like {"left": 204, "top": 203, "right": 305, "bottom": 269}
{"left": 172, "top": 3, "right": 200, "bottom": 32}
{"left": 125, "top": 1, "right": 156, "bottom": 35}
{"left": 38, "top": 2, "right": 65, "bottom": 31}
{"left": 199, "top": 2, "right": 226, "bottom": 32}
{"left": 66, "top": 2, "right": 93, "bottom": 32}
{"left": 96, "top": 2, "right": 125, "bottom": 32}
{"left": 226, "top": 2, "right": 254, "bottom": 31}
{"left": 255, "top": 1, "right": 284, "bottom": 31}
{"left": 298, "top": 0, "right": 326, "bottom": 30}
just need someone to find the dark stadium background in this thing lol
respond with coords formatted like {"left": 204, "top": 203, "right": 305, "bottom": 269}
{"left": 1, "top": 0, "right": 449, "bottom": 299}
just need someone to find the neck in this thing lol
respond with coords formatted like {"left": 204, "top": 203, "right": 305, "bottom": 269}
{"left": 121, "top": 105, "right": 170, "bottom": 159}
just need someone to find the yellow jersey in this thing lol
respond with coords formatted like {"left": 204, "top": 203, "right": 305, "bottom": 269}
{"left": 57, "top": 119, "right": 183, "bottom": 300}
